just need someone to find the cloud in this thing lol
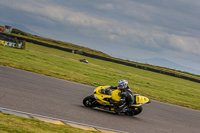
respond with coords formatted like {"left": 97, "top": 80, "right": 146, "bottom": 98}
{"left": 1, "top": 0, "right": 111, "bottom": 27}
{"left": 1, "top": 0, "right": 200, "bottom": 59}
{"left": 95, "top": 3, "right": 114, "bottom": 11}
{"left": 168, "top": 35, "right": 200, "bottom": 55}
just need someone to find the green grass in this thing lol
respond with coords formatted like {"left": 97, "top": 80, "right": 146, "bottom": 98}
{"left": 0, "top": 112, "right": 100, "bottom": 133}
{"left": 0, "top": 43, "right": 200, "bottom": 110}
{"left": 2, "top": 29, "right": 200, "bottom": 83}
{"left": 8, "top": 30, "right": 200, "bottom": 82}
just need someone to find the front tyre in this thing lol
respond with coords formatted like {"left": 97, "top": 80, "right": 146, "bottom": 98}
{"left": 133, "top": 106, "right": 143, "bottom": 116}
{"left": 83, "top": 95, "right": 96, "bottom": 107}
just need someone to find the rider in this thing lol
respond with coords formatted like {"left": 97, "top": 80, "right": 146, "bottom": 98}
{"left": 105, "top": 79, "right": 134, "bottom": 114}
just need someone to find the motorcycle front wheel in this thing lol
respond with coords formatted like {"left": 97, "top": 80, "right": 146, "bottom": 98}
{"left": 133, "top": 106, "right": 143, "bottom": 115}
{"left": 127, "top": 106, "right": 143, "bottom": 116}
{"left": 83, "top": 95, "right": 96, "bottom": 107}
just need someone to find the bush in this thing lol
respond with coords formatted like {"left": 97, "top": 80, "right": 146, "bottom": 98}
{"left": 21, "top": 40, "right": 26, "bottom": 49}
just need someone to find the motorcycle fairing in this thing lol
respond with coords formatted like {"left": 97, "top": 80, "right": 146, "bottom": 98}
{"left": 93, "top": 86, "right": 112, "bottom": 105}
{"left": 93, "top": 86, "right": 150, "bottom": 107}
{"left": 111, "top": 89, "right": 121, "bottom": 102}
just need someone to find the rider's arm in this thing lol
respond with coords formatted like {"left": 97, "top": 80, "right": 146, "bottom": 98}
{"left": 110, "top": 86, "right": 117, "bottom": 89}
{"left": 104, "top": 86, "right": 117, "bottom": 95}
{"left": 104, "top": 86, "right": 117, "bottom": 91}
{"left": 121, "top": 92, "right": 128, "bottom": 99}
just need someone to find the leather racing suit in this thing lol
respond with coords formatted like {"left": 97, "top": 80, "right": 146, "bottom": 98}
{"left": 105, "top": 86, "right": 134, "bottom": 113}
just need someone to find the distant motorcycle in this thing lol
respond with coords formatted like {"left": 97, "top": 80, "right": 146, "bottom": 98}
{"left": 83, "top": 86, "right": 151, "bottom": 116}
{"left": 79, "top": 59, "right": 88, "bottom": 63}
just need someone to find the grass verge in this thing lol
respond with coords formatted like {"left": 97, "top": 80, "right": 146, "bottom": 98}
{"left": 0, "top": 112, "right": 100, "bottom": 133}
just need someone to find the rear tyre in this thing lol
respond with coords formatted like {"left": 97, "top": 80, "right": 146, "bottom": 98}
{"left": 83, "top": 95, "right": 96, "bottom": 107}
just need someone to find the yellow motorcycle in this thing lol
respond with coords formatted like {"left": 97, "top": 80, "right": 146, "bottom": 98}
{"left": 83, "top": 86, "right": 151, "bottom": 116}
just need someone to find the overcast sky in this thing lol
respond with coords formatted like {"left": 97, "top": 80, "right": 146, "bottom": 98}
{"left": 0, "top": 0, "right": 200, "bottom": 74}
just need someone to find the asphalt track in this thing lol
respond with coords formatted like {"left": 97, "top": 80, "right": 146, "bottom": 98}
{"left": 0, "top": 65, "right": 200, "bottom": 133}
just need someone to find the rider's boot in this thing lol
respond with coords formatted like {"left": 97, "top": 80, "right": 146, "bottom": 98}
{"left": 114, "top": 102, "right": 126, "bottom": 114}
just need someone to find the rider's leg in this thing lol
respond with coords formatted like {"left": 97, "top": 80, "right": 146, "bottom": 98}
{"left": 126, "top": 97, "right": 134, "bottom": 112}
{"left": 114, "top": 99, "right": 126, "bottom": 113}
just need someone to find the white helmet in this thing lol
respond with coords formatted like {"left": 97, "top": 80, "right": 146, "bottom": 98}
{"left": 117, "top": 79, "right": 128, "bottom": 90}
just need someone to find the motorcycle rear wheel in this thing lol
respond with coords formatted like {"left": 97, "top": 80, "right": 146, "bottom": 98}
{"left": 83, "top": 95, "right": 96, "bottom": 107}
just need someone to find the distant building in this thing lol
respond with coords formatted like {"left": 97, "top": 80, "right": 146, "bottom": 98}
{"left": 3, "top": 25, "right": 12, "bottom": 33}
{"left": 0, "top": 27, "right": 5, "bottom": 32}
